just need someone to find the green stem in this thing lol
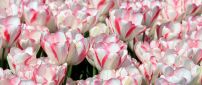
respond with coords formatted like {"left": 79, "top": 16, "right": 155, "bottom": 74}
{"left": 67, "top": 65, "right": 72, "bottom": 77}
{"left": 63, "top": 65, "right": 72, "bottom": 84}
{"left": 1, "top": 48, "right": 5, "bottom": 69}
{"left": 93, "top": 66, "right": 96, "bottom": 75}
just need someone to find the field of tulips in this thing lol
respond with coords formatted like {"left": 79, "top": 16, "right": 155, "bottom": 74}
{"left": 0, "top": 0, "right": 202, "bottom": 85}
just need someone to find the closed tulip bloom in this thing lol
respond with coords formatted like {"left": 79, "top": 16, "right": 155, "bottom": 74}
{"left": 87, "top": 34, "right": 128, "bottom": 71}
{"left": 55, "top": 3, "right": 98, "bottom": 33}
{"left": 142, "top": 6, "right": 161, "bottom": 27}
{"left": 106, "top": 8, "right": 146, "bottom": 41}
{"left": 41, "top": 31, "right": 69, "bottom": 65}
{"left": 7, "top": 47, "right": 36, "bottom": 73}
{"left": 23, "top": 0, "right": 56, "bottom": 32}
{"left": 86, "top": 0, "right": 121, "bottom": 21}
{"left": 0, "top": 16, "right": 21, "bottom": 47}
{"left": 66, "top": 30, "right": 89, "bottom": 65}
{"left": 17, "top": 24, "right": 49, "bottom": 54}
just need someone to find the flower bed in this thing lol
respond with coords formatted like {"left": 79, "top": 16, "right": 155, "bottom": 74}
{"left": 0, "top": 0, "right": 202, "bottom": 85}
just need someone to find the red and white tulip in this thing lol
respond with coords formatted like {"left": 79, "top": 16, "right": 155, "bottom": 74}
{"left": 87, "top": 34, "right": 128, "bottom": 70}
{"left": 66, "top": 30, "right": 89, "bottom": 65}
{"left": 106, "top": 8, "right": 146, "bottom": 41}
{"left": 0, "top": 16, "right": 21, "bottom": 47}
{"left": 41, "top": 31, "right": 69, "bottom": 65}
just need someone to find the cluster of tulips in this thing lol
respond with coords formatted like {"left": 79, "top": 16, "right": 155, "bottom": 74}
{"left": 0, "top": 0, "right": 202, "bottom": 85}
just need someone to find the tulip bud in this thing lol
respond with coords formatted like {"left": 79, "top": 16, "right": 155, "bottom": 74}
{"left": 66, "top": 30, "right": 89, "bottom": 65}
{"left": 87, "top": 34, "right": 128, "bottom": 71}
{"left": 41, "top": 32, "right": 69, "bottom": 65}
{"left": 107, "top": 8, "right": 146, "bottom": 41}
{"left": 0, "top": 16, "right": 21, "bottom": 47}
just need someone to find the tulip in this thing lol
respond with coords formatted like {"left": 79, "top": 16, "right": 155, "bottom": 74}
{"left": 41, "top": 31, "right": 69, "bottom": 65}
{"left": 0, "top": 16, "right": 21, "bottom": 47}
{"left": 85, "top": 0, "right": 121, "bottom": 21}
{"left": 66, "top": 30, "right": 89, "bottom": 65}
{"left": 89, "top": 23, "right": 109, "bottom": 37}
{"left": 16, "top": 59, "right": 67, "bottom": 85}
{"left": 116, "top": 66, "right": 143, "bottom": 85}
{"left": 118, "top": 55, "right": 140, "bottom": 68}
{"left": 55, "top": 3, "right": 98, "bottom": 33}
{"left": 98, "top": 69, "right": 116, "bottom": 80}
{"left": 7, "top": 47, "right": 36, "bottom": 73}
{"left": 77, "top": 65, "right": 143, "bottom": 85}
{"left": 138, "top": 58, "right": 163, "bottom": 84}
{"left": 106, "top": 8, "right": 146, "bottom": 41}
{"left": 87, "top": 34, "right": 128, "bottom": 71}
{"left": 157, "top": 22, "right": 182, "bottom": 40}
{"left": 156, "top": 67, "right": 192, "bottom": 84}
{"left": 158, "top": 0, "right": 202, "bottom": 23}
{"left": 16, "top": 24, "right": 49, "bottom": 54}
{"left": 142, "top": 6, "right": 161, "bottom": 27}
{"left": 0, "top": 0, "right": 22, "bottom": 18}
{"left": 23, "top": 0, "right": 57, "bottom": 32}
{"left": 0, "top": 67, "right": 22, "bottom": 85}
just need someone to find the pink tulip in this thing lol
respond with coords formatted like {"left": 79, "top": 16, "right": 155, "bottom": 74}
{"left": 41, "top": 31, "right": 69, "bottom": 65}
{"left": 16, "top": 24, "right": 49, "bottom": 54}
{"left": 78, "top": 65, "right": 143, "bottom": 85}
{"left": 84, "top": 0, "right": 121, "bottom": 21}
{"left": 0, "top": 68, "right": 22, "bottom": 85}
{"left": 97, "top": 69, "right": 116, "bottom": 80}
{"left": 143, "top": 6, "right": 161, "bottom": 26}
{"left": 106, "top": 7, "right": 146, "bottom": 41}
{"left": 138, "top": 57, "right": 162, "bottom": 84}
{"left": 87, "top": 34, "right": 128, "bottom": 70}
{"left": 0, "top": 68, "right": 37, "bottom": 85}
{"left": 116, "top": 66, "right": 143, "bottom": 85}
{"left": 158, "top": 0, "right": 202, "bottom": 23}
{"left": 7, "top": 47, "right": 36, "bottom": 73}
{"left": 156, "top": 67, "right": 192, "bottom": 84}
{"left": 134, "top": 41, "right": 153, "bottom": 63}
{"left": 23, "top": 0, "right": 57, "bottom": 32}
{"left": 65, "top": 30, "right": 89, "bottom": 65}
{"left": 0, "top": 0, "right": 22, "bottom": 18}
{"left": 0, "top": 16, "right": 21, "bottom": 47}
{"left": 157, "top": 22, "right": 182, "bottom": 40}
{"left": 16, "top": 59, "right": 67, "bottom": 85}
{"left": 55, "top": 3, "right": 98, "bottom": 33}
{"left": 89, "top": 23, "right": 109, "bottom": 37}
{"left": 118, "top": 55, "right": 140, "bottom": 68}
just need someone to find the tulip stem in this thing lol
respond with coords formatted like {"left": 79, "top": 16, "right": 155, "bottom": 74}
{"left": 93, "top": 66, "right": 96, "bottom": 75}
{"left": 1, "top": 48, "right": 5, "bottom": 69}
{"left": 67, "top": 65, "right": 72, "bottom": 77}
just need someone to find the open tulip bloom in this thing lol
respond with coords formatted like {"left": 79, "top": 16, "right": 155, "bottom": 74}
{"left": 0, "top": 0, "right": 202, "bottom": 85}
